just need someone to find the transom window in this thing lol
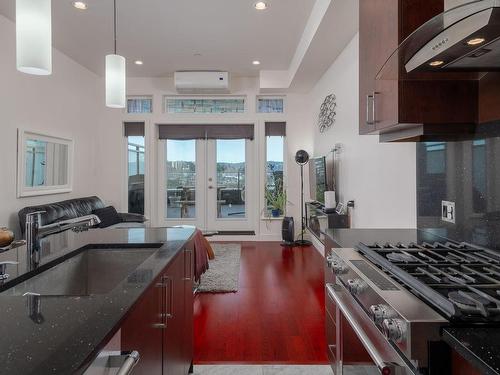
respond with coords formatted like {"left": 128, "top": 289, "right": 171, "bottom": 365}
{"left": 127, "top": 96, "right": 153, "bottom": 113}
{"left": 257, "top": 96, "right": 285, "bottom": 113}
{"left": 165, "top": 97, "right": 245, "bottom": 114}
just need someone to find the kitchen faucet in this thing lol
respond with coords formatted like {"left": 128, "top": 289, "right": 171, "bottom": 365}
{"left": 25, "top": 211, "right": 101, "bottom": 270}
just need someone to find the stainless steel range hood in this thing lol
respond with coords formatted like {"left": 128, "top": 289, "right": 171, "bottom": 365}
{"left": 377, "top": 0, "right": 500, "bottom": 80}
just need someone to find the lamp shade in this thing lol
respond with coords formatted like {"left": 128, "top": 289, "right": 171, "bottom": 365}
{"left": 105, "top": 54, "right": 126, "bottom": 108}
{"left": 16, "top": 0, "right": 52, "bottom": 75}
{"left": 295, "top": 150, "right": 309, "bottom": 165}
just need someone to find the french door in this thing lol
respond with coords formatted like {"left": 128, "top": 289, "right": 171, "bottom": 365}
{"left": 158, "top": 137, "right": 254, "bottom": 232}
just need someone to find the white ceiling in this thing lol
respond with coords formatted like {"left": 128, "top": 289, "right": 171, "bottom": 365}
{"left": 0, "top": 0, "right": 316, "bottom": 77}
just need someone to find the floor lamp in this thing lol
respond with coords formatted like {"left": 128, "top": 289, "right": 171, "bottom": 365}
{"left": 295, "top": 150, "right": 312, "bottom": 246}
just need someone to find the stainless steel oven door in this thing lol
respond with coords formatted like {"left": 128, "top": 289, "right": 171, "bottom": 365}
{"left": 326, "top": 283, "right": 419, "bottom": 375}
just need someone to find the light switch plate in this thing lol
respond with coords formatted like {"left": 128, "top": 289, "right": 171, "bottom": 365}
{"left": 442, "top": 200, "right": 455, "bottom": 223}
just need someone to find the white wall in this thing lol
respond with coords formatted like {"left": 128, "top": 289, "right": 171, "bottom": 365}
{"left": 0, "top": 14, "right": 117, "bottom": 233}
{"left": 309, "top": 34, "right": 416, "bottom": 228}
{"left": 95, "top": 76, "right": 313, "bottom": 240}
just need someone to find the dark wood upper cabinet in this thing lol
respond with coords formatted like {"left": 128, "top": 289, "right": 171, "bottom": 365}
{"left": 359, "top": 0, "right": 490, "bottom": 141}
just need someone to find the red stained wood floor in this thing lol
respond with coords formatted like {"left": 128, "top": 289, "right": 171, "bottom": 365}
{"left": 194, "top": 242, "right": 328, "bottom": 364}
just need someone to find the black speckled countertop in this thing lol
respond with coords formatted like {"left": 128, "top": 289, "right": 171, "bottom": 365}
{"left": 0, "top": 227, "right": 196, "bottom": 375}
{"left": 443, "top": 327, "right": 500, "bottom": 375}
{"left": 324, "top": 227, "right": 454, "bottom": 249}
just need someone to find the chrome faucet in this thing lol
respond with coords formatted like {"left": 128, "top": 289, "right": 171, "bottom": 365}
{"left": 0, "top": 261, "right": 19, "bottom": 283}
{"left": 25, "top": 211, "right": 101, "bottom": 269}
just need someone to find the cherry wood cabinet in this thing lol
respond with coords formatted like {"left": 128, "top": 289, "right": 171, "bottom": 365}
{"left": 121, "top": 243, "right": 194, "bottom": 375}
{"left": 121, "top": 277, "right": 164, "bottom": 374}
{"left": 359, "top": 0, "right": 479, "bottom": 140}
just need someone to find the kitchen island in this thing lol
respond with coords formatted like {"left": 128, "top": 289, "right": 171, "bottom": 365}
{"left": 0, "top": 226, "right": 196, "bottom": 374}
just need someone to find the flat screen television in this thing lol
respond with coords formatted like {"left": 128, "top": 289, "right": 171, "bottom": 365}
{"left": 308, "top": 154, "right": 334, "bottom": 204}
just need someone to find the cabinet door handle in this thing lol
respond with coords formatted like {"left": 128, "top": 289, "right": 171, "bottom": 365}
{"left": 184, "top": 249, "right": 192, "bottom": 281}
{"left": 366, "top": 92, "right": 378, "bottom": 126}
{"left": 153, "top": 280, "right": 167, "bottom": 329}
{"left": 165, "top": 276, "right": 174, "bottom": 319}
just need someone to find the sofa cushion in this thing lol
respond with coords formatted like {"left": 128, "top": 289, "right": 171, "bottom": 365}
{"left": 92, "top": 206, "right": 122, "bottom": 228}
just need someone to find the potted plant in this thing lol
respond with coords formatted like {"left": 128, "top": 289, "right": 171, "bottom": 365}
{"left": 265, "top": 180, "right": 287, "bottom": 217}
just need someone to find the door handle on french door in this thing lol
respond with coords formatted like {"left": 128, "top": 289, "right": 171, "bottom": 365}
{"left": 208, "top": 186, "right": 214, "bottom": 189}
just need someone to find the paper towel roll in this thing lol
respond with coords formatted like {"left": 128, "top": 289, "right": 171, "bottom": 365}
{"left": 324, "top": 191, "right": 336, "bottom": 209}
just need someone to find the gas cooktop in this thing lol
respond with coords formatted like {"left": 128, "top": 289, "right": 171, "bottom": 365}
{"left": 357, "top": 241, "right": 500, "bottom": 321}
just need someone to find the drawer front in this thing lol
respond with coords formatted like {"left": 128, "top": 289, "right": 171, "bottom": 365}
{"left": 325, "top": 306, "right": 337, "bottom": 365}
{"left": 325, "top": 285, "right": 337, "bottom": 323}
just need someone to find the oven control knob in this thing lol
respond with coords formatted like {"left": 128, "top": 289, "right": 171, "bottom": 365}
{"left": 326, "top": 254, "right": 336, "bottom": 268}
{"left": 369, "top": 304, "right": 395, "bottom": 324}
{"left": 346, "top": 278, "right": 366, "bottom": 296}
{"left": 327, "top": 256, "right": 348, "bottom": 275}
{"left": 331, "top": 262, "right": 348, "bottom": 275}
{"left": 381, "top": 319, "right": 406, "bottom": 343}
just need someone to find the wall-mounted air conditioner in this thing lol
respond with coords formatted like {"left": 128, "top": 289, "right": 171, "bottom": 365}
{"left": 174, "top": 71, "right": 230, "bottom": 94}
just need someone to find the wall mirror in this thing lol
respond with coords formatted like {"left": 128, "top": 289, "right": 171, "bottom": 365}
{"left": 17, "top": 130, "right": 73, "bottom": 197}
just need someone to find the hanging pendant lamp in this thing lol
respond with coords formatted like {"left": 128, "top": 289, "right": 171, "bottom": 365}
{"left": 105, "top": 0, "right": 126, "bottom": 108}
{"left": 16, "top": 0, "right": 52, "bottom": 75}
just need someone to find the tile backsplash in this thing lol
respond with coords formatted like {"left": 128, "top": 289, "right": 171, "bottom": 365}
{"left": 417, "top": 135, "right": 500, "bottom": 250}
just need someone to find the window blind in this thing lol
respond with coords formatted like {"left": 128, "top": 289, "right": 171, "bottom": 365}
{"left": 265, "top": 122, "right": 286, "bottom": 137}
{"left": 124, "top": 122, "right": 145, "bottom": 137}
{"left": 158, "top": 124, "right": 254, "bottom": 140}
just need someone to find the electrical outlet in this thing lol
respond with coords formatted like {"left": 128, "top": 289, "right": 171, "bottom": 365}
{"left": 442, "top": 201, "right": 455, "bottom": 224}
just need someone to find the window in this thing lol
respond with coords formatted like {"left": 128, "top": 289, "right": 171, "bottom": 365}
{"left": 257, "top": 97, "right": 284, "bottom": 113}
{"left": 265, "top": 122, "right": 286, "bottom": 216}
{"left": 127, "top": 96, "right": 153, "bottom": 113}
{"left": 165, "top": 97, "right": 245, "bottom": 114}
{"left": 125, "top": 122, "right": 145, "bottom": 215}
{"left": 166, "top": 140, "right": 197, "bottom": 219}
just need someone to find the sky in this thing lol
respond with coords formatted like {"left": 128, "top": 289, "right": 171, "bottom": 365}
{"left": 165, "top": 137, "right": 284, "bottom": 163}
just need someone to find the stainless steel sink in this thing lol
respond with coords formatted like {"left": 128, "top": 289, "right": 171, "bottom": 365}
{"left": 2, "top": 247, "right": 157, "bottom": 296}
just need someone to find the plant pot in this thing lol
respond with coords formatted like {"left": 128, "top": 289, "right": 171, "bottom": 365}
{"left": 271, "top": 209, "right": 281, "bottom": 218}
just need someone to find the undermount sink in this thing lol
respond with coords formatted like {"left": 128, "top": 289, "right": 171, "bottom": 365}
{"left": 2, "top": 247, "right": 157, "bottom": 297}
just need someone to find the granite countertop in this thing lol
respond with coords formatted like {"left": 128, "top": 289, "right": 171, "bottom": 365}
{"left": 0, "top": 226, "right": 196, "bottom": 374}
{"left": 443, "top": 327, "right": 500, "bottom": 375}
{"left": 324, "top": 227, "right": 454, "bottom": 249}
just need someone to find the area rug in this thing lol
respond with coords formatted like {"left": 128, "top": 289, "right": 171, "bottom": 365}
{"left": 198, "top": 243, "right": 241, "bottom": 293}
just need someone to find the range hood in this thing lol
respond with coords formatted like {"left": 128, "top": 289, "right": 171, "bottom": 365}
{"left": 377, "top": 0, "right": 500, "bottom": 80}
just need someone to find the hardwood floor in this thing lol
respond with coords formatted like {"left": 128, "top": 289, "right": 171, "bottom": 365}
{"left": 194, "top": 242, "right": 328, "bottom": 364}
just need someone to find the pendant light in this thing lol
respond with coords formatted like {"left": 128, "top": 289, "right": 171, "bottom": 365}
{"left": 105, "top": 0, "right": 126, "bottom": 108}
{"left": 16, "top": 0, "right": 52, "bottom": 75}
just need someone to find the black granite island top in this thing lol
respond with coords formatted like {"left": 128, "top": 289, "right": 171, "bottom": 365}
{"left": 443, "top": 327, "right": 500, "bottom": 375}
{"left": 0, "top": 226, "right": 196, "bottom": 375}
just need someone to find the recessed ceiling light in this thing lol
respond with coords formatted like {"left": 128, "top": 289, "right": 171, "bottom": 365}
{"left": 467, "top": 37, "right": 486, "bottom": 46}
{"left": 73, "top": 1, "right": 88, "bottom": 10}
{"left": 252, "top": 60, "right": 261, "bottom": 65}
{"left": 134, "top": 60, "right": 144, "bottom": 65}
{"left": 254, "top": 2, "right": 268, "bottom": 10}
{"left": 429, "top": 60, "right": 444, "bottom": 67}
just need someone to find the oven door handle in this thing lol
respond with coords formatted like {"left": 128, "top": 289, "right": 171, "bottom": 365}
{"left": 326, "top": 283, "right": 416, "bottom": 375}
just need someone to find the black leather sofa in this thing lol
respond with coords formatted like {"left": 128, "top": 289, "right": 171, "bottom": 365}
{"left": 18, "top": 196, "right": 146, "bottom": 235}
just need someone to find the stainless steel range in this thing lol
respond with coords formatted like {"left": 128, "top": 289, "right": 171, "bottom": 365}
{"left": 325, "top": 240, "right": 500, "bottom": 375}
